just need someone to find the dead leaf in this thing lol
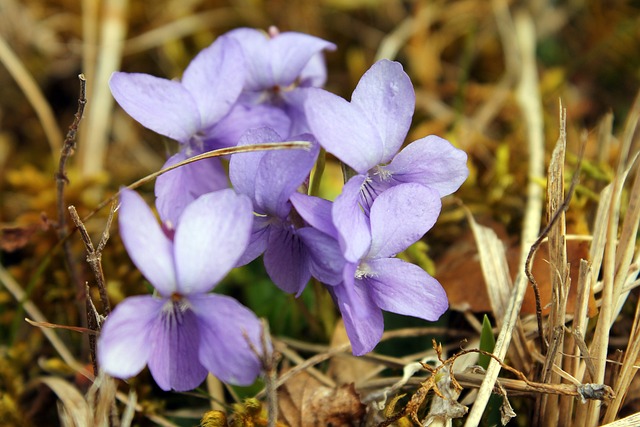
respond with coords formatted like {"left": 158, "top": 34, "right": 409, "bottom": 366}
{"left": 327, "top": 319, "right": 380, "bottom": 385}
{"left": 437, "top": 220, "right": 597, "bottom": 316}
{"left": 278, "top": 370, "right": 365, "bottom": 427}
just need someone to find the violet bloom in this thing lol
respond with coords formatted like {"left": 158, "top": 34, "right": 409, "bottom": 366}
{"left": 292, "top": 183, "right": 448, "bottom": 355}
{"left": 305, "top": 59, "right": 469, "bottom": 262}
{"left": 98, "top": 188, "right": 263, "bottom": 391}
{"left": 110, "top": 35, "right": 290, "bottom": 226}
{"left": 229, "top": 128, "right": 319, "bottom": 295}
{"left": 227, "top": 27, "right": 336, "bottom": 135}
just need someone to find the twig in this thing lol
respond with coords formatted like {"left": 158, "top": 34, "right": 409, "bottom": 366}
{"left": 68, "top": 202, "right": 115, "bottom": 316}
{"left": 55, "top": 74, "right": 89, "bottom": 356}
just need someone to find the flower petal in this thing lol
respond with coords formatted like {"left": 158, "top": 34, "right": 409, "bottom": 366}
{"left": 386, "top": 135, "right": 469, "bottom": 197}
{"left": 110, "top": 72, "right": 200, "bottom": 143}
{"left": 330, "top": 273, "right": 383, "bottom": 356}
{"left": 119, "top": 189, "right": 176, "bottom": 295}
{"left": 351, "top": 60, "right": 414, "bottom": 163}
{"left": 97, "top": 296, "right": 162, "bottom": 380}
{"left": 190, "top": 294, "right": 263, "bottom": 385}
{"left": 155, "top": 151, "right": 229, "bottom": 227}
{"left": 230, "top": 129, "right": 317, "bottom": 218}
{"left": 207, "top": 103, "right": 291, "bottom": 149}
{"left": 297, "top": 226, "right": 344, "bottom": 286}
{"left": 267, "top": 32, "right": 336, "bottom": 87}
{"left": 174, "top": 189, "right": 253, "bottom": 294}
{"left": 368, "top": 183, "right": 441, "bottom": 259}
{"left": 290, "top": 192, "right": 337, "bottom": 238}
{"left": 255, "top": 136, "right": 318, "bottom": 218}
{"left": 263, "top": 224, "right": 311, "bottom": 295}
{"left": 146, "top": 301, "right": 208, "bottom": 391}
{"left": 225, "top": 28, "right": 272, "bottom": 90}
{"left": 236, "top": 215, "right": 271, "bottom": 267}
{"left": 364, "top": 258, "right": 448, "bottom": 321}
{"left": 182, "top": 36, "right": 245, "bottom": 128}
{"left": 332, "top": 175, "right": 371, "bottom": 262}
{"left": 305, "top": 87, "right": 383, "bottom": 173}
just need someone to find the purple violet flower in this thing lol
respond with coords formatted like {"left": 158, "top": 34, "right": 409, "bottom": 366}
{"left": 229, "top": 127, "right": 319, "bottom": 295}
{"left": 227, "top": 27, "right": 336, "bottom": 135}
{"left": 97, "top": 188, "right": 263, "bottom": 391}
{"left": 305, "top": 59, "right": 469, "bottom": 262}
{"left": 292, "top": 183, "right": 448, "bottom": 355}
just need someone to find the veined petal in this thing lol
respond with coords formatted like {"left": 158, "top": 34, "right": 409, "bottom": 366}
{"left": 330, "top": 276, "right": 383, "bottom": 356}
{"left": 268, "top": 32, "right": 336, "bottom": 87}
{"left": 290, "top": 192, "right": 337, "bottom": 238}
{"left": 305, "top": 88, "right": 383, "bottom": 173}
{"left": 386, "top": 135, "right": 469, "bottom": 197}
{"left": 351, "top": 60, "right": 415, "bottom": 163}
{"left": 182, "top": 36, "right": 245, "bottom": 128}
{"left": 299, "top": 52, "right": 329, "bottom": 88}
{"left": 119, "top": 189, "right": 177, "bottom": 296}
{"left": 297, "top": 227, "right": 344, "bottom": 286}
{"left": 190, "top": 294, "right": 263, "bottom": 386}
{"left": 255, "top": 135, "right": 318, "bottom": 218}
{"left": 364, "top": 258, "right": 448, "bottom": 321}
{"left": 208, "top": 103, "right": 291, "bottom": 149}
{"left": 368, "top": 183, "right": 441, "bottom": 259}
{"left": 332, "top": 175, "right": 371, "bottom": 262}
{"left": 263, "top": 225, "right": 311, "bottom": 295}
{"left": 147, "top": 300, "right": 208, "bottom": 391}
{"left": 174, "top": 190, "right": 253, "bottom": 294}
{"left": 225, "top": 28, "right": 272, "bottom": 90}
{"left": 97, "top": 296, "right": 163, "bottom": 380}
{"left": 155, "top": 151, "right": 229, "bottom": 227}
{"left": 110, "top": 72, "right": 200, "bottom": 143}
{"left": 236, "top": 215, "right": 271, "bottom": 267}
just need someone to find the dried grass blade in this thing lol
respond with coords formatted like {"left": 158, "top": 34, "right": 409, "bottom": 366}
{"left": 464, "top": 10, "right": 545, "bottom": 426}
{"left": 80, "top": 0, "right": 129, "bottom": 176}
{"left": 39, "top": 377, "right": 90, "bottom": 427}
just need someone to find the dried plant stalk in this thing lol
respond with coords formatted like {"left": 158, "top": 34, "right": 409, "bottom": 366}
{"left": 464, "top": 10, "right": 545, "bottom": 426}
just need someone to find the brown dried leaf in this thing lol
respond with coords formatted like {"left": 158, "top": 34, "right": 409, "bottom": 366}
{"left": 327, "top": 319, "right": 380, "bottom": 385}
{"left": 278, "top": 370, "right": 365, "bottom": 427}
{"left": 437, "top": 220, "right": 597, "bottom": 316}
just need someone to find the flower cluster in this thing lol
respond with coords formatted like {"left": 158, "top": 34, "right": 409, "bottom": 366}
{"left": 98, "top": 27, "right": 469, "bottom": 391}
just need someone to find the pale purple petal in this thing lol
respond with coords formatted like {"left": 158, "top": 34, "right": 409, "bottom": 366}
{"left": 305, "top": 87, "right": 383, "bottom": 173}
{"left": 182, "top": 36, "right": 245, "bottom": 128}
{"left": 110, "top": 72, "right": 200, "bottom": 143}
{"left": 299, "top": 52, "right": 329, "bottom": 88}
{"left": 236, "top": 215, "right": 271, "bottom": 267}
{"left": 190, "top": 294, "right": 263, "bottom": 386}
{"left": 230, "top": 128, "right": 317, "bottom": 218}
{"left": 351, "top": 60, "right": 414, "bottom": 163}
{"left": 207, "top": 103, "right": 291, "bottom": 149}
{"left": 147, "top": 302, "right": 208, "bottom": 391}
{"left": 386, "top": 135, "right": 469, "bottom": 197}
{"left": 98, "top": 296, "right": 163, "bottom": 380}
{"left": 268, "top": 32, "right": 336, "bottom": 87}
{"left": 332, "top": 175, "right": 371, "bottom": 262}
{"left": 263, "top": 225, "right": 311, "bottom": 295}
{"left": 290, "top": 192, "right": 337, "bottom": 238}
{"left": 297, "top": 227, "right": 344, "bottom": 286}
{"left": 255, "top": 136, "right": 318, "bottom": 218}
{"left": 155, "top": 151, "right": 229, "bottom": 227}
{"left": 330, "top": 273, "right": 383, "bottom": 356}
{"left": 225, "top": 28, "right": 271, "bottom": 90}
{"left": 119, "top": 189, "right": 177, "bottom": 296}
{"left": 368, "top": 183, "right": 441, "bottom": 259}
{"left": 364, "top": 258, "right": 448, "bottom": 321}
{"left": 174, "top": 190, "right": 253, "bottom": 294}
